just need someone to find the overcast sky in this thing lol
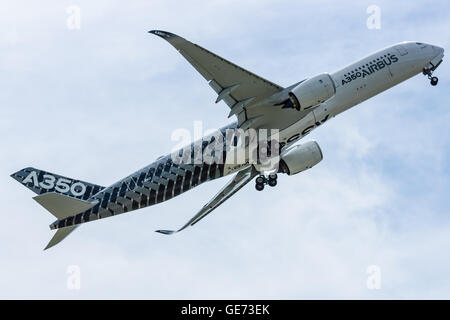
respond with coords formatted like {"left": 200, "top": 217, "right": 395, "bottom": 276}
{"left": 1, "top": 0, "right": 449, "bottom": 299}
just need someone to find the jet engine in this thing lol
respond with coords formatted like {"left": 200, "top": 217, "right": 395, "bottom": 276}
{"left": 284, "top": 73, "right": 336, "bottom": 111}
{"left": 279, "top": 141, "right": 323, "bottom": 175}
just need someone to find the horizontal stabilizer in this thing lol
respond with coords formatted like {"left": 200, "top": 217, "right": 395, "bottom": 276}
{"left": 45, "top": 226, "right": 78, "bottom": 250}
{"left": 33, "top": 192, "right": 98, "bottom": 219}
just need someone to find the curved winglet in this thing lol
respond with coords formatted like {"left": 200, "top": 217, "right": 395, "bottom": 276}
{"left": 148, "top": 30, "right": 177, "bottom": 39}
{"left": 155, "top": 229, "right": 176, "bottom": 235}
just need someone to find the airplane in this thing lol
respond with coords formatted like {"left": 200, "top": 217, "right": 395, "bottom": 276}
{"left": 11, "top": 30, "right": 444, "bottom": 250}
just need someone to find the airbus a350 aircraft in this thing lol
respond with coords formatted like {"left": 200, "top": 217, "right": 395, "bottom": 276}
{"left": 11, "top": 30, "right": 444, "bottom": 249}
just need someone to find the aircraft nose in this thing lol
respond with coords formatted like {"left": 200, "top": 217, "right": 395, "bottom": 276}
{"left": 432, "top": 45, "right": 444, "bottom": 56}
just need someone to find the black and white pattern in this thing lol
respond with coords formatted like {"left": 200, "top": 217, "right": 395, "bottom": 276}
{"left": 48, "top": 122, "right": 238, "bottom": 230}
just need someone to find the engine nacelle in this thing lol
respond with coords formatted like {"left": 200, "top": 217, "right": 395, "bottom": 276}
{"left": 279, "top": 141, "right": 323, "bottom": 175}
{"left": 288, "top": 73, "right": 336, "bottom": 111}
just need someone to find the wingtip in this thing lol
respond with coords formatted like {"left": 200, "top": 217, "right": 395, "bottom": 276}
{"left": 155, "top": 229, "right": 176, "bottom": 235}
{"left": 148, "top": 30, "right": 177, "bottom": 39}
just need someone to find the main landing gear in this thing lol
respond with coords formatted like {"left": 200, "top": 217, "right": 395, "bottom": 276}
{"left": 255, "top": 173, "right": 277, "bottom": 191}
{"left": 423, "top": 66, "right": 439, "bottom": 86}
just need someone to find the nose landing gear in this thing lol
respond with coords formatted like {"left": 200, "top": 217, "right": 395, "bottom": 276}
{"left": 255, "top": 173, "right": 278, "bottom": 191}
{"left": 430, "top": 76, "right": 439, "bottom": 86}
{"left": 423, "top": 66, "right": 439, "bottom": 86}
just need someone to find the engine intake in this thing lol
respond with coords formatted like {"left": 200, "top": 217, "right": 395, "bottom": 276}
{"left": 286, "top": 73, "right": 336, "bottom": 111}
{"left": 279, "top": 141, "right": 323, "bottom": 175}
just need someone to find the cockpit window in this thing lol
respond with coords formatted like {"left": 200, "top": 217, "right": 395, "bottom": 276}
{"left": 416, "top": 42, "right": 427, "bottom": 48}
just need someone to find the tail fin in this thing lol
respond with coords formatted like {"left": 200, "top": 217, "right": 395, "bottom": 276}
{"left": 11, "top": 167, "right": 105, "bottom": 199}
{"left": 10, "top": 167, "right": 104, "bottom": 250}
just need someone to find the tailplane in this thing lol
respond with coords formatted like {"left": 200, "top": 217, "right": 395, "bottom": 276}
{"left": 45, "top": 226, "right": 78, "bottom": 250}
{"left": 11, "top": 167, "right": 104, "bottom": 250}
{"left": 34, "top": 193, "right": 98, "bottom": 250}
{"left": 33, "top": 192, "right": 98, "bottom": 220}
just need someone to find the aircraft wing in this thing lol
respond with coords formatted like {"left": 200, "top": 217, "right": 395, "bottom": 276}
{"left": 149, "top": 30, "right": 285, "bottom": 128}
{"left": 156, "top": 165, "right": 257, "bottom": 235}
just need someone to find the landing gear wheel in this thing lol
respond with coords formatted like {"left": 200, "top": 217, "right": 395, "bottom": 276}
{"left": 255, "top": 183, "right": 264, "bottom": 191}
{"left": 431, "top": 76, "right": 438, "bottom": 86}
{"left": 268, "top": 173, "right": 277, "bottom": 181}
{"left": 256, "top": 176, "right": 266, "bottom": 184}
{"left": 268, "top": 179, "right": 277, "bottom": 187}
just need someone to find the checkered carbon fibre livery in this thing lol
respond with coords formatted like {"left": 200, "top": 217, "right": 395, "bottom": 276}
{"left": 49, "top": 122, "right": 238, "bottom": 230}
